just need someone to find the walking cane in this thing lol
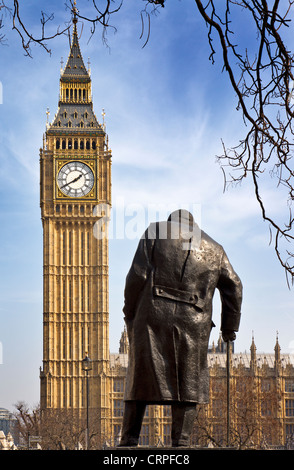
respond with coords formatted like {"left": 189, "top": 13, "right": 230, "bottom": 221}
{"left": 226, "top": 340, "right": 231, "bottom": 447}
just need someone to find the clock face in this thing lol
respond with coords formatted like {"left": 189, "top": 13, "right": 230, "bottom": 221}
{"left": 57, "top": 161, "right": 94, "bottom": 197}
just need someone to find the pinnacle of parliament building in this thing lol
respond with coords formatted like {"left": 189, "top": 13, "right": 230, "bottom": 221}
{"left": 39, "top": 5, "right": 112, "bottom": 435}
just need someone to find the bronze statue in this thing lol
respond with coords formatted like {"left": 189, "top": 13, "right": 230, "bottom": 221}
{"left": 119, "top": 209, "right": 242, "bottom": 447}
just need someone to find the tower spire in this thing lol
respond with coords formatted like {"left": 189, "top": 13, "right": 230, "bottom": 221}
{"left": 250, "top": 331, "right": 257, "bottom": 371}
{"left": 47, "top": 2, "right": 104, "bottom": 135}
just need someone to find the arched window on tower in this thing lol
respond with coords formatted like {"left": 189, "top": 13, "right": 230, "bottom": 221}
{"left": 86, "top": 140, "right": 90, "bottom": 150}
{"left": 63, "top": 278, "right": 66, "bottom": 311}
{"left": 62, "top": 139, "right": 66, "bottom": 149}
{"left": 56, "top": 139, "right": 60, "bottom": 149}
{"left": 68, "top": 138, "right": 72, "bottom": 149}
{"left": 74, "top": 139, "right": 78, "bottom": 150}
{"left": 80, "top": 140, "right": 84, "bottom": 150}
{"left": 81, "top": 280, "right": 84, "bottom": 312}
{"left": 69, "top": 280, "right": 72, "bottom": 311}
{"left": 92, "top": 140, "right": 96, "bottom": 150}
{"left": 63, "top": 231, "right": 66, "bottom": 265}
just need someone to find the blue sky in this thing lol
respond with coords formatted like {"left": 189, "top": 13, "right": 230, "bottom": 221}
{"left": 0, "top": 0, "right": 293, "bottom": 411}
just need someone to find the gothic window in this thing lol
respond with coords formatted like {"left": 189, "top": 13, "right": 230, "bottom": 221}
{"left": 81, "top": 280, "right": 84, "bottom": 312}
{"left": 285, "top": 381, "right": 294, "bottom": 392}
{"left": 113, "top": 400, "right": 124, "bottom": 417}
{"left": 62, "top": 139, "right": 66, "bottom": 150}
{"left": 87, "top": 279, "right": 90, "bottom": 311}
{"left": 87, "top": 327, "right": 90, "bottom": 353}
{"left": 56, "top": 204, "right": 60, "bottom": 213}
{"left": 113, "top": 380, "right": 124, "bottom": 393}
{"left": 68, "top": 138, "right": 72, "bottom": 148}
{"left": 261, "top": 380, "right": 271, "bottom": 392}
{"left": 74, "top": 89, "right": 77, "bottom": 100}
{"left": 212, "top": 399, "right": 223, "bottom": 418}
{"left": 113, "top": 425, "right": 121, "bottom": 443}
{"left": 81, "top": 325, "right": 84, "bottom": 356}
{"left": 68, "top": 121, "right": 72, "bottom": 129}
{"left": 63, "top": 278, "right": 66, "bottom": 311}
{"left": 80, "top": 121, "right": 84, "bottom": 128}
{"left": 92, "top": 140, "right": 96, "bottom": 150}
{"left": 63, "top": 232, "right": 66, "bottom": 265}
{"left": 80, "top": 139, "right": 84, "bottom": 149}
{"left": 163, "top": 425, "right": 171, "bottom": 446}
{"left": 84, "top": 111, "right": 88, "bottom": 119}
{"left": 261, "top": 400, "right": 272, "bottom": 416}
{"left": 63, "top": 325, "right": 66, "bottom": 359}
{"left": 83, "top": 89, "right": 86, "bottom": 101}
{"left": 56, "top": 139, "right": 60, "bottom": 149}
{"left": 74, "top": 139, "right": 78, "bottom": 150}
{"left": 69, "top": 380, "right": 72, "bottom": 407}
{"left": 286, "top": 399, "right": 294, "bottom": 417}
{"left": 82, "top": 379, "right": 84, "bottom": 407}
{"left": 87, "top": 232, "right": 90, "bottom": 264}
{"left": 79, "top": 89, "right": 81, "bottom": 100}
{"left": 163, "top": 405, "right": 171, "bottom": 417}
{"left": 63, "top": 380, "right": 66, "bottom": 407}
{"left": 139, "top": 425, "right": 149, "bottom": 446}
{"left": 286, "top": 424, "right": 294, "bottom": 438}
{"left": 69, "top": 326, "right": 72, "bottom": 359}
{"left": 86, "top": 140, "right": 90, "bottom": 150}
{"left": 64, "top": 111, "right": 67, "bottom": 118}
{"left": 68, "top": 230, "right": 72, "bottom": 265}
{"left": 69, "top": 280, "right": 72, "bottom": 312}
{"left": 74, "top": 111, "right": 78, "bottom": 119}
{"left": 81, "top": 232, "right": 84, "bottom": 265}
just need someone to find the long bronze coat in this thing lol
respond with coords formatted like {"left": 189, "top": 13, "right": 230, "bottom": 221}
{"left": 123, "top": 216, "right": 242, "bottom": 404}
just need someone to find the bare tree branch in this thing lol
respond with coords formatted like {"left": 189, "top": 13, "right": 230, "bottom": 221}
{"left": 192, "top": 0, "right": 294, "bottom": 283}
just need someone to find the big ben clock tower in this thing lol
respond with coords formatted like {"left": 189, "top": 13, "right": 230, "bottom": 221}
{"left": 39, "top": 6, "right": 111, "bottom": 441}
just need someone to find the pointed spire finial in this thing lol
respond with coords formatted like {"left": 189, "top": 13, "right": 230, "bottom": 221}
{"left": 46, "top": 108, "right": 50, "bottom": 129}
{"left": 102, "top": 108, "right": 106, "bottom": 130}
{"left": 72, "top": 0, "right": 78, "bottom": 24}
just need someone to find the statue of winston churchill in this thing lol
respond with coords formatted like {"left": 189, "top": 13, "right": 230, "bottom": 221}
{"left": 119, "top": 209, "right": 242, "bottom": 447}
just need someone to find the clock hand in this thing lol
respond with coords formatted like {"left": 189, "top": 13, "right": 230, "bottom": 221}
{"left": 60, "top": 173, "right": 83, "bottom": 189}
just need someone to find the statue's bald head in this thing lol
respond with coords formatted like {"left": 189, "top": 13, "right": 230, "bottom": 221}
{"left": 167, "top": 209, "right": 194, "bottom": 226}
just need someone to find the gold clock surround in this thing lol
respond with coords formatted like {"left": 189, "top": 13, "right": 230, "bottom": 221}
{"left": 55, "top": 159, "right": 97, "bottom": 199}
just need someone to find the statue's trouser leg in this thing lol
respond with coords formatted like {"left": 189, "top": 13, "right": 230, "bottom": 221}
{"left": 119, "top": 401, "right": 146, "bottom": 446}
{"left": 171, "top": 402, "right": 196, "bottom": 447}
